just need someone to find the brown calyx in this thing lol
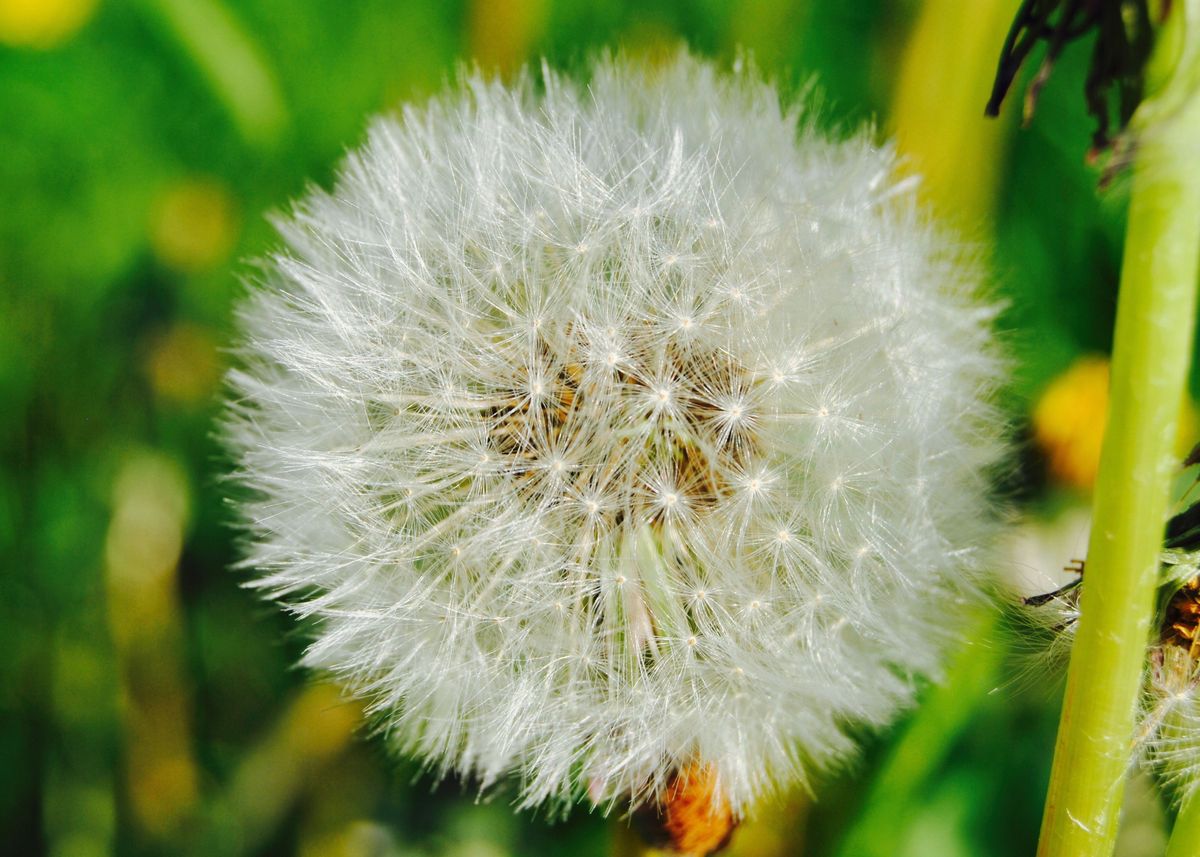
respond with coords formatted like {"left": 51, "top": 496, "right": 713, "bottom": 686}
{"left": 633, "top": 763, "right": 737, "bottom": 857}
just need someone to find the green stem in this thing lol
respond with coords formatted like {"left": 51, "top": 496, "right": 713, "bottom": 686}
{"left": 1037, "top": 6, "right": 1200, "bottom": 857}
{"left": 1168, "top": 791, "right": 1200, "bottom": 857}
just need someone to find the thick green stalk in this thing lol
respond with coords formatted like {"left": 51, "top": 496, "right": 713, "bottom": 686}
{"left": 1037, "top": 6, "right": 1200, "bottom": 856}
{"left": 1167, "top": 791, "right": 1200, "bottom": 857}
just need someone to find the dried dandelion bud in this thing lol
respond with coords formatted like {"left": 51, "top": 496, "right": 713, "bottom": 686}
{"left": 225, "top": 53, "right": 1007, "bottom": 815}
{"left": 634, "top": 763, "right": 736, "bottom": 856}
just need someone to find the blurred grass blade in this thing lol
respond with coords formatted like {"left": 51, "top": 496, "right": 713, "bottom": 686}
{"left": 891, "top": 0, "right": 1020, "bottom": 224}
{"left": 834, "top": 608, "right": 1005, "bottom": 857}
{"left": 194, "top": 683, "right": 361, "bottom": 855}
{"left": 141, "top": 0, "right": 287, "bottom": 146}
{"left": 104, "top": 452, "right": 199, "bottom": 839}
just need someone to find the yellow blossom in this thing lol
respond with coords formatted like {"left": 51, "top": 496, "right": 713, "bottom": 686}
{"left": 1034, "top": 355, "right": 1196, "bottom": 490}
{"left": 150, "top": 177, "right": 238, "bottom": 273}
{"left": 0, "top": 0, "right": 97, "bottom": 49}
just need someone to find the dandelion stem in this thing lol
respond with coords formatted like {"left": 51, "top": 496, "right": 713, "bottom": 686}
{"left": 1168, "top": 790, "right": 1200, "bottom": 857}
{"left": 1037, "top": 5, "right": 1200, "bottom": 856}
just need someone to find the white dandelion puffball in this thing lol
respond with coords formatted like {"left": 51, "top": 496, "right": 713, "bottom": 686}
{"left": 226, "top": 53, "right": 1006, "bottom": 814}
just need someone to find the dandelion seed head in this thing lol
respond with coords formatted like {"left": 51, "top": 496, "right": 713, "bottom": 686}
{"left": 226, "top": 53, "right": 1006, "bottom": 814}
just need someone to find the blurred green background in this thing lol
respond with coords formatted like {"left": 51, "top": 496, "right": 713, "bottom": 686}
{"left": 0, "top": 1, "right": 1181, "bottom": 855}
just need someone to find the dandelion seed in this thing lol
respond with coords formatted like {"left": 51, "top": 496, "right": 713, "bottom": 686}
{"left": 225, "top": 52, "right": 1006, "bottom": 816}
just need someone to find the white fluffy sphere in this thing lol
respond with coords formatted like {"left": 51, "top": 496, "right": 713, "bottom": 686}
{"left": 226, "top": 53, "right": 1006, "bottom": 813}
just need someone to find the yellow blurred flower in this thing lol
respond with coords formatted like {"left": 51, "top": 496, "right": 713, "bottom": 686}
{"left": 468, "top": 0, "right": 547, "bottom": 75}
{"left": 145, "top": 322, "right": 220, "bottom": 406}
{"left": 150, "top": 177, "right": 238, "bottom": 273}
{"left": 299, "top": 821, "right": 396, "bottom": 857}
{"left": 1034, "top": 355, "right": 1111, "bottom": 490}
{"left": 1034, "top": 355, "right": 1196, "bottom": 490}
{"left": 0, "top": 0, "right": 97, "bottom": 49}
